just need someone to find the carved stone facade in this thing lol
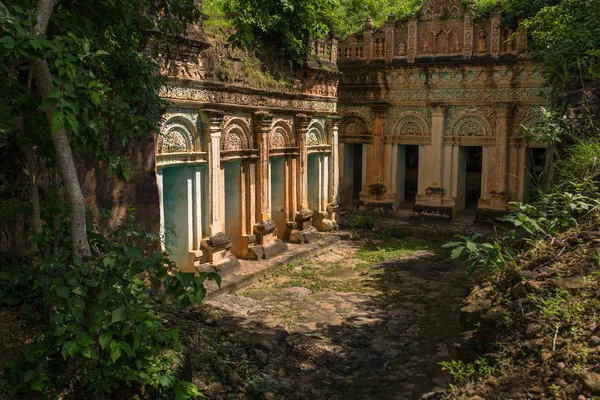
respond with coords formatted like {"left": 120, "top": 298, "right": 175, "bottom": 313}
{"left": 155, "top": 21, "right": 340, "bottom": 272}
{"left": 152, "top": 0, "right": 552, "bottom": 273}
{"left": 337, "top": 1, "right": 550, "bottom": 219}
{"left": 338, "top": 0, "right": 528, "bottom": 63}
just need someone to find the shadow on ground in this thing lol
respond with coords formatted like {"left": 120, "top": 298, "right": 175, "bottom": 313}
{"left": 196, "top": 237, "right": 471, "bottom": 400}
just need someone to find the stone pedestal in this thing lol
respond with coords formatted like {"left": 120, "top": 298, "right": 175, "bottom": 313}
{"left": 199, "top": 232, "right": 240, "bottom": 273}
{"left": 290, "top": 210, "right": 322, "bottom": 244}
{"left": 414, "top": 187, "right": 453, "bottom": 220}
{"left": 246, "top": 219, "right": 288, "bottom": 260}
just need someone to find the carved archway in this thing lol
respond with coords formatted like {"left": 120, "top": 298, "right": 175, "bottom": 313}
{"left": 340, "top": 115, "right": 371, "bottom": 143}
{"left": 269, "top": 120, "right": 295, "bottom": 149}
{"left": 222, "top": 118, "right": 252, "bottom": 152}
{"left": 450, "top": 115, "right": 493, "bottom": 137}
{"left": 307, "top": 120, "right": 327, "bottom": 146}
{"left": 157, "top": 115, "right": 199, "bottom": 154}
{"left": 393, "top": 114, "right": 429, "bottom": 137}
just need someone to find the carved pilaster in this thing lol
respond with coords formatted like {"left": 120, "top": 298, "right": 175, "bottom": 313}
{"left": 516, "top": 19, "right": 528, "bottom": 55}
{"left": 201, "top": 109, "right": 225, "bottom": 235}
{"left": 372, "top": 105, "right": 390, "bottom": 185}
{"left": 407, "top": 19, "right": 418, "bottom": 64}
{"left": 253, "top": 111, "right": 273, "bottom": 221}
{"left": 327, "top": 116, "right": 341, "bottom": 226}
{"left": 295, "top": 114, "right": 311, "bottom": 211}
{"left": 490, "top": 10, "right": 501, "bottom": 58}
{"left": 363, "top": 17, "right": 374, "bottom": 61}
{"left": 431, "top": 106, "right": 446, "bottom": 189}
{"left": 463, "top": 12, "right": 474, "bottom": 59}
{"left": 384, "top": 14, "right": 395, "bottom": 63}
{"left": 495, "top": 105, "right": 512, "bottom": 197}
{"left": 330, "top": 36, "right": 339, "bottom": 64}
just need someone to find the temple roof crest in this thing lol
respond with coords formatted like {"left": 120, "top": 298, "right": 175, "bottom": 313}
{"left": 419, "top": 0, "right": 463, "bottom": 21}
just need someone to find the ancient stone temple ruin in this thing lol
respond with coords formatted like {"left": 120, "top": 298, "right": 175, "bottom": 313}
{"left": 154, "top": 6, "right": 340, "bottom": 272}
{"left": 154, "top": 0, "right": 551, "bottom": 272}
{"left": 337, "top": 0, "right": 551, "bottom": 219}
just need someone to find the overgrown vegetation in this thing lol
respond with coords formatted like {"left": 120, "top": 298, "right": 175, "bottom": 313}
{"left": 0, "top": 217, "right": 220, "bottom": 398}
{"left": 0, "top": 0, "right": 222, "bottom": 397}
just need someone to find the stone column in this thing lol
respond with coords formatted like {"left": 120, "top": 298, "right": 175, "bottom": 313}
{"left": 327, "top": 116, "right": 341, "bottom": 207}
{"left": 203, "top": 109, "right": 225, "bottom": 234}
{"left": 248, "top": 111, "right": 286, "bottom": 259}
{"left": 495, "top": 106, "right": 511, "bottom": 195}
{"left": 372, "top": 105, "right": 389, "bottom": 185}
{"left": 326, "top": 116, "right": 341, "bottom": 227}
{"left": 407, "top": 19, "right": 417, "bottom": 64}
{"left": 490, "top": 10, "right": 501, "bottom": 58}
{"left": 292, "top": 114, "right": 318, "bottom": 243}
{"left": 253, "top": 111, "right": 273, "bottom": 222}
{"left": 330, "top": 36, "right": 339, "bottom": 64}
{"left": 384, "top": 14, "right": 396, "bottom": 62}
{"left": 199, "top": 109, "right": 235, "bottom": 266}
{"left": 431, "top": 106, "right": 446, "bottom": 188}
{"left": 295, "top": 114, "right": 311, "bottom": 211}
{"left": 419, "top": 106, "right": 447, "bottom": 214}
{"left": 156, "top": 168, "right": 165, "bottom": 252}
{"left": 464, "top": 11, "right": 474, "bottom": 59}
{"left": 363, "top": 17, "right": 374, "bottom": 61}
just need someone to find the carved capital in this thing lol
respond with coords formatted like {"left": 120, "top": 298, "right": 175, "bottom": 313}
{"left": 253, "top": 110, "right": 273, "bottom": 132}
{"left": 295, "top": 114, "right": 311, "bottom": 131}
{"left": 201, "top": 109, "right": 225, "bottom": 128}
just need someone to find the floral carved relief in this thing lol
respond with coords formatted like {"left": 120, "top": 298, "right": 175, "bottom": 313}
{"left": 269, "top": 130, "right": 288, "bottom": 148}
{"left": 419, "top": 0, "right": 462, "bottom": 21}
{"left": 157, "top": 112, "right": 198, "bottom": 155}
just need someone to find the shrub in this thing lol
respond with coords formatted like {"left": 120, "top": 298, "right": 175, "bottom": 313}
{"left": 0, "top": 218, "right": 219, "bottom": 399}
{"left": 443, "top": 233, "right": 515, "bottom": 278}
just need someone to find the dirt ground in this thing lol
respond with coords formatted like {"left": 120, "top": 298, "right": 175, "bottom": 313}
{"left": 205, "top": 236, "right": 470, "bottom": 400}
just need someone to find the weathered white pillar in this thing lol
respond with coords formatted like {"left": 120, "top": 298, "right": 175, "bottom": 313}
{"left": 327, "top": 116, "right": 341, "bottom": 206}
{"left": 253, "top": 111, "right": 273, "bottom": 221}
{"left": 193, "top": 167, "right": 203, "bottom": 250}
{"left": 295, "top": 114, "right": 311, "bottom": 211}
{"left": 431, "top": 106, "right": 446, "bottom": 189}
{"left": 203, "top": 109, "right": 225, "bottom": 234}
{"left": 156, "top": 168, "right": 165, "bottom": 252}
{"left": 495, "top": 106, "right": 511, "bottom": 195}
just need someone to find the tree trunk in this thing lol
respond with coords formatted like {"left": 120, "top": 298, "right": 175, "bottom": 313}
{"left": 30, "top": 0, "right": 91, "bottom": 257}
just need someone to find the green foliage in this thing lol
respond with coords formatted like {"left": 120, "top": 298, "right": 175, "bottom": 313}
{"left": 443, "top": 233, "right": 515, "bottom": 278}
{"left": 502, "top": 192, "right": 599, "bottom": 238}
{"left": 522, "top": 0, "right": 600, "bottom": 87}
{"left": 0, "top": 218, "right": 219, "bottom": 398}
{"left": 466, "top": 0, "right": 499, "bottom": 20}
{"left": 333, "top": 0, "right": 423, "bottom": 39}
{"left": 440, "top": 358, "right": 495, "bottom": 385}
{"left": 223, "top": 0, "right": 337, "bottom": 64}
{"left": 350, "top": 212, "right": 376, "bottom": 232}
{"left": 499, "top": 0, "right": 560, "bottom": 22}
{"left": 0, "top": 0, "right": 199, "bottom": 178}
{"left": 558, "top": 136, "right": 600, "bottom": 183}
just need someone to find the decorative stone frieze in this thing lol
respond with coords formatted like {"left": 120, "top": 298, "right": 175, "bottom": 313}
{"left": 160, "top": 85, "right": 337, "bottom": 113}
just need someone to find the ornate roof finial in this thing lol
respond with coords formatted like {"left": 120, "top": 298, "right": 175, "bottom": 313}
{"left": 364, "top": 16, "right": 374, "bottom": 31}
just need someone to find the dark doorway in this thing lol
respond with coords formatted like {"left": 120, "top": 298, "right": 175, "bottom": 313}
{"left": 343, "top": 143, "right": 364, "bottom": 205}
{"left": 525, "top": 147, "right": 547, "bottom": 203}
{"left": 351, "top": 144, "right": 363, "bottom": 201}
{"left": 461, "top": 146, "right": 482, "bottom": 210}
{"left": 404, "top": 145, "right": 419, "bottom": 204}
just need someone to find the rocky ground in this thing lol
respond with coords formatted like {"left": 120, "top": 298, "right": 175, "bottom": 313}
{"left": 442, "top": 220, "right": 600, "bottom": 399}
{"left": 181, "top": 235, "right": 471, "bottom": 399}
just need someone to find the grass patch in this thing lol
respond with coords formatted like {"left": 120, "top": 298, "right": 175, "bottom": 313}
{"left": 356, "top": 239, "right": 441, "bottom": 266}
